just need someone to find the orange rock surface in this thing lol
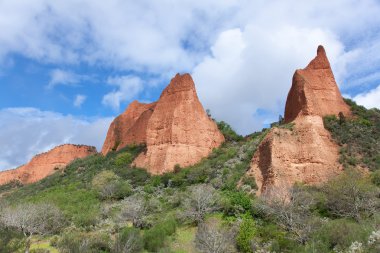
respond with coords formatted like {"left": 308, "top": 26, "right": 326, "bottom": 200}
{"left": 101, "top": 101, "right": 156, "bottom": 154}
{"left": 101, "top": 73, "right": 224, "bottom": 174}
{"left": 247, "top": 116, "right": 342, "bottom": 195}
{"left": 0, "top": 144, "right": 97, "bottom": 185}
{"left": 247, "top": 46, "right": 349, "bottom": 196}
{"left": 284, "top": 45, "right": 351, "bottom": 123}
{"left": 133, "top": 73, "right": 225, "bottom": 174}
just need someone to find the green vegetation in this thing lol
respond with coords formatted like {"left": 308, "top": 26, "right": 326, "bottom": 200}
{"left": 324, "top": 99, "right": 380, "bottom": 171}
{"left": 0, "top": 117, "right": 379, "bottom": 252}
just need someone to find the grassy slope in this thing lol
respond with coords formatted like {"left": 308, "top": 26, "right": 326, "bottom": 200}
{"left": 1, "top": 102, "right": 379, "bottom": 252}
{"left": 0, "top": 124, "right": 267, "bottom": 252}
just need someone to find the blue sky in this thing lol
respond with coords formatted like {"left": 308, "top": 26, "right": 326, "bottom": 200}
{"left": 1, "top": 0, "right": 380, "bottom": 171}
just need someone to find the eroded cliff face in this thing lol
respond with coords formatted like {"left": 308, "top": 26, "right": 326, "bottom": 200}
{"left": 0, "top": 144, "right": 97, "bottom": 185}
{"left": 247, "top": 46, "right": 349, "bottom": 196}
{"left": 284, "top": 45, "right": 351, "bottom": 123}
{"left": 101, "top": 73, "right": 224, "bottom": 174}
{"left": 133, "top": 73, "right": 225, "bottom": 174}
{"left": 247, "top": 116, "right": 342, "bottom": 195}
{"left": 101, "top": 101, "right": 156, "bottom": 155}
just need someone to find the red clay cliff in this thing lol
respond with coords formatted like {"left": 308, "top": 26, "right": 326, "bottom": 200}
{"left": 102, "top": 73, "right": 225, "bottom": 174}
{"left": 284, "top": 45, "right": 351, "bottom": 122}
{"left": 247, "top": 46, "right": 349, "bottom": 196}
{"left": 0, "top": 144, "right": 97, "bottom": 185}
{"left": 101, "top": 101, "right": 156, "bottom": 154}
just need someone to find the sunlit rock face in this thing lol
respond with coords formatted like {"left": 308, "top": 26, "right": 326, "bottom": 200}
{"left": 102, "top": 73, "right": 224, "bottom": 174}
{"left": 0, "top": 144, "right": 97, "bottom": 185}
{"left": 247, "top": 46, "right": 349, "bottom": 196}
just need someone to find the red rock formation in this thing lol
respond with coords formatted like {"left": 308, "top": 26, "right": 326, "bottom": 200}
{"left": 284, "top": 45, "right": 351, "bottom": 123}
{"left": 247, "top": 46, "right": 349, "bottom": 196}
{"left": 101, "top": 73, "right": 224, "bottom": 174}
{"left": 133, "top": 73, "right": 225, "bottom": 174}
{"left": 101, "top": 101, "right": 156, "bottom": 155}
{"left": 0, "top": 144, "right": 97, "bottom": 185}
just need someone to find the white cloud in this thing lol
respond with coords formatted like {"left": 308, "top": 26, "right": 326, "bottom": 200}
{"left": 353, "top": 85, "right": 380, "bottom": 109}
{"left": 193, "top": 26, "right": 348, "bottom": 134}
{"left": 0, "top": 107, "right": 112, "bottom": 171}
{"left": 0, "top": 0, "right": 379, "bottom": 135}
{"left": 102, "top": 76, "right": 144, "bottom": 110}
{"left": 47, "top": 69, "right": 80, "bottom": 89}
{"left": 73, "top": 94, "right": 87, "bottom": 107}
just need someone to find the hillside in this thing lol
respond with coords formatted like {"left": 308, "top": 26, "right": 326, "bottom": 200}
{"left": 0, "top": 107, "right": 379, "bottom": 252}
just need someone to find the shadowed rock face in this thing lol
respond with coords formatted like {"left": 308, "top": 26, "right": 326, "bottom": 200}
{"left": 133, "top": 73, "right": 225, "bottom": 174}
{"left": 247, "top": 46, "right": 348, "bottom": 196}
{"left": 101, "top": 73, "right": 224, "bottom": 174}
{"left": 284, "top": 45, "right": 351, "bottom": 123}
{"left": 101, "top": 101, "right": 156, "bottom": 155}
{"left": 0, "top": 144, "right": 97, "bottom": 185}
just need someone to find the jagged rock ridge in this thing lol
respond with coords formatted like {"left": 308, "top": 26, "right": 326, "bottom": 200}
{"left": 247, "top": 46, "right": 349, "bottom": 196}
{"left": 0, "top": 144, "right": 97, "bottom": 185}
{"left": 102, "top": 73, "right": 225, "bottom": 174}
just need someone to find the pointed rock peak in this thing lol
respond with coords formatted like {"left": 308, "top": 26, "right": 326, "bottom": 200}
{"left": 317, "top": 45, "right": 326, "bottom": 55}
{"left": 284, "top": 45, "right": 350, "bottom": 122}
{"left": 305, "top": 45, "right": 331, "bottom": 70}
{"left": 164, "top": 73, "right": 196, "bottom": 95}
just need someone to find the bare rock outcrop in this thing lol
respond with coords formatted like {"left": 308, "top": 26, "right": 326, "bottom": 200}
{"left": 0, "top": 144, "right": 97, "bottom": 185}
{"left": 101, "top": 101, "right": 156, "bottom": 154}
{"left": 101, "top": 73, "right": 224, "bottom": 174}
{"left": 133, "top": 73, "right": 225, "bottom": 174}
{"left": 284, "top": 45, "right": 351, "bottom": 123}
{"left": 247, "top": 46, "right": 349, "bottom": 196}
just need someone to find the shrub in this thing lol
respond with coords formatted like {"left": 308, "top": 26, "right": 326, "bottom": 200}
{"left": 92, "top": 170, "right": 120, "bottom": 189}
{"left": 181, "top": 184, "right": 220, "bottom": 223}
{"left": 217, "top": 121, "right": 243, "bottom": 142}
{"left": 241, "top": 175, "right": 257, "bottom": 190}
{"left": 324, "top": 99, "right": 380, "bottom": 171}
{"left": 371, "top": 170, "right": 380, "bottom": 186}
{"left": 115, "top": 152, "right": 133, "bottom": 166}
{"left": 313, "top": 219, "right": 370, "bottom": 251}
{"left": 236, "top": 214, "right": 256, "bottom": 253}
{"left": 143, "top": 218, "right": 177, "bottom": 252}
{"left": 58, "top": 231, "right": 111, "bottom": 253}
{"left": 322, "top": 170, "right": 379, "bottom": 221}
{"left": 195, "top": 217, "right": 236, "bottom": 253}
{"left": 115, "top": 168, "right": 150, "bottom": 186}
{"left": 114, "top": 227, "right": 143, "bottom": 253}
{"left": 222, "top": 191, "right": 253, "bottom": 216}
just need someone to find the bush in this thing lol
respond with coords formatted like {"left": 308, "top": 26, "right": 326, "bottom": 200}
{"left": 236, "top": 214, "right": 256, "bottom": 253}
{"left": 92, "top": 170, "right": 119, "bottom": 189}
{"left": 143, "top": 218, "right": 177, "bottom": 252}
{"left": 313, "top": 219, "right": 370, "bottom": 251}
{"left": 114, "top": 227, "right": 143, "bottom": 253}
{"left": 115, "top": 152, "right": 133, "bottom": 166}
{"left": 222, "top": 191, "right": 253, "bottom": 216}
{"left": 58, "top": 231, "right": 111, "bottom": 253}
{"left": 371, "top": 170, "right": 380, "bottom": 186}
{"left": 322, "top": 170, "right": 379, "bottom": 221}
{"left": 217, "top": 121, "right": 243, "bottom": 142}
{"left": 324, "top": 99, "right": 380, "bottom": 171}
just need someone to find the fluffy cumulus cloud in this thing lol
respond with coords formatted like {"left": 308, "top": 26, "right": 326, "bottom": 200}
{"left": 353, "top": 85, "right": 380, "bottom": 109}
{"left": 102, "top": 76, "right": 144, "bottom": 110}
{"left": 0, "top": 108, "right": 112, "bottom": 171}
{"left": 0, "top": 0, "right": 238, "bottom": 73}
{"left": 193, "top": 26, "right": 349, "bottom": 133}
{"left": 1, "top": 0, "right": 380, "bottom": 166}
